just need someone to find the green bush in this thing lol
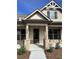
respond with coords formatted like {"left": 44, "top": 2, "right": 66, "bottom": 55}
{"left": 17, "top": 46, "right": 26, "bottom": 55}
{"left": 46, "top": 47, "right": 54, "bottom": 53}
{"left": 55, "top": 42, "right": 61, "bottom": 49}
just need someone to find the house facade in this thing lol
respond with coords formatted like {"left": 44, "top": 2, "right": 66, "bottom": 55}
{"left": 17, "top": 0, "right": 62, "bottom": 50}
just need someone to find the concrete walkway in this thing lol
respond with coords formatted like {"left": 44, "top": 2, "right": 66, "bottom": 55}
{"left": 29, "top": 44, "right": 47, "bottom": 59}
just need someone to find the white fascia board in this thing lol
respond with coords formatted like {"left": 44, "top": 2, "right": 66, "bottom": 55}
{"left": 24, "top": 9, "right": 50, "bottom": 21}
{"left": 24, "top": 10, "right": 38, "bottom": 20}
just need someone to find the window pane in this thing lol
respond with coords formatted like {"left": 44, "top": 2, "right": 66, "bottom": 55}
{"left": 17, "top": 35, "right": 20, "bottom": 40}
{"left": 54, "top": 34, "right": 57, "bottom": 39}
{"left": 58, "top": 34, "right": 61, "bottom": 39}
{"left": 48, "top": 29, "right": 54, "bottom": 39}
{"left": 54, "top": 29, "right": 61, "bottom": 39}
{"left": 48, "top": 29, "right": 53, "bottom": 34}
{"left": 21, "top": 34, "right": 26, "bottom": 40}
{"left": 21, "top": 29, "right": 25, "bottom": 34}
{"left": 17, "top": 29, "right": 21, "bottom": 35}
{"left": 17, "top": 29, "right": 26, "bottom": 40}
{"left": 49, "top": 11, "right": 55, "bottom": 19}
{"left": 55, "top": 12, "right": 57, "bottom": 19}
{"left": 48, "top": 29, "right": 61, "bottom": 40}
{"left": 54, "top": 29, "right": 57, "bottom": 34}
{"left": 49, "top": 34, "right": 54, "bottom": 39}
{"left": 17, "top": 29, "right": 21, "bottom": 40}
{"left": 48, "top": 10, "right": 57, "bottom": 19}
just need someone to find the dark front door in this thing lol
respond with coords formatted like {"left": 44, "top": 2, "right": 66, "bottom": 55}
{"left": 33, "top": 29, "right": 39, "bottom": 43}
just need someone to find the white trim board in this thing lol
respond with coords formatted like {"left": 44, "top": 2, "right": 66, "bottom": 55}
{"left": 24, "top": 10, "right": 50, "bottom": 21}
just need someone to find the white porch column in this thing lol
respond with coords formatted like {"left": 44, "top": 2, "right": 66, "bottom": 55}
{"left": 45, "top": 25, "right": 48, "bottom": 40}
{"left": 24, "top": 24, "right": 30, "bottom": 51}
{"left": 44, "top": 25, "right": 49, "bottom": 49}
{"left": 26, "top": 25, "right": 29, "bottom": 40}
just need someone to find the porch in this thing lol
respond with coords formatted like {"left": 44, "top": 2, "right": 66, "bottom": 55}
{"left": 17, "top": 23, "right": 62, "bottom": 50}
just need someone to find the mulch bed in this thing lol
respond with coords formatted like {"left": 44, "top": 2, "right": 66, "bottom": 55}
{"left": 17, "top": 51, "right": 30, "bottom": 59}
{"left": 45, "top": 48, "right": 62, "bottom": 59}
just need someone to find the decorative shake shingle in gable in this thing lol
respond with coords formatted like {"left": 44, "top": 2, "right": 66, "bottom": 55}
{"left": 24, "top": 10, "right": 50, "bottom": 21}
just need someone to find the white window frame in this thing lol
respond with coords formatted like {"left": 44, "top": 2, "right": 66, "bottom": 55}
{"left": 48, "top": 29, "right": 61, "bottom": 40}
{"left": 48, "top": 9, "right": 57, "bottom": 19}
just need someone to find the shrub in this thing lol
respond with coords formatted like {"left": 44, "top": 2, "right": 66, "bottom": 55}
{"left": 46, "top": 47, "right": 54, "bottom": 53}
{"left": 55, "top": 42, "right": 61, "bottom": 49}
{"left": 17, "top": 46, "right": 26, "bottom": 55}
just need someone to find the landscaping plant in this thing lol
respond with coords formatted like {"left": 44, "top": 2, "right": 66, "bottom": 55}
{"left": 17, "top": 46, "right": 26, "bottom": 55}
{"left": 46, "top": 47, "right": 54, "bottom": 53}
{"left": 55, "top": 42, "right": 61, "bottom": 49}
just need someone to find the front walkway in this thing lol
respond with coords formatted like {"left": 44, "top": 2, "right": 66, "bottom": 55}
{"left": 29, "top": 44, "right": 47, "bottom": 59}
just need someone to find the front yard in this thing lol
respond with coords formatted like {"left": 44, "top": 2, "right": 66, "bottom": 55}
{"left": 17, "top": 46, "right": 30, "bottom": 59}
{"left": 17, "top": 51, "right": 30, "bottom": 59}
{"left": 45, "top": 48, "right": 62, "bottom": 59}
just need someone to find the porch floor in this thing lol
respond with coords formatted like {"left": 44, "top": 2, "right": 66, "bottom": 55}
{"left": 29, "top": 44, "right": 47, "bottom": 59}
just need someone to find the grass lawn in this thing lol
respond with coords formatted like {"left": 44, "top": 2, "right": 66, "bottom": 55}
{"left": 17, "top": 51, "right": 30, "bottom": 59}
{"left": 45, "top": 48, "right": 62, "bottom": 59}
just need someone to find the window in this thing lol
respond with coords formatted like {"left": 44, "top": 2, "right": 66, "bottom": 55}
{"left": 48, "top": 29, "right": 61, "bottom": 39}
{"left": 17, "top": 29, "right": 21, "bottom": 40}
{"left": 48, "top": 10, "right": 57, "bottom": 19}
{"left": 48, "top": 29, "right": 53, "bottom": 39}
{"left": 17, "top": 29, "right": 26, "bottom": 40}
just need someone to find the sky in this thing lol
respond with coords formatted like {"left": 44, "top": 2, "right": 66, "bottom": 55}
{"left": 17, "top": 0, "right": 62, "bottom": 15}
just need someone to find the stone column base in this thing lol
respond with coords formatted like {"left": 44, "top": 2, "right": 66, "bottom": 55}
{"left": 24, "top": 40, "right": 30, "bottom": 51}
{"left": 44, "top": 39, "right": 49, "bottom": 50}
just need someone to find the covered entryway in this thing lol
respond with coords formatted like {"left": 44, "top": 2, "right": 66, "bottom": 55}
{"left": 17, "top": 24, "right": 49, "bottom": 50}
{"left": 24, "top": 24, "right": 49, "bottom": 50}
{"left": 29, "top": 24, "right": 47, "bottom": 46}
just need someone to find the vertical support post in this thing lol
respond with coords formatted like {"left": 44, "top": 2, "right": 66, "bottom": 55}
{"left": 45, "top": 25, "right": 48, "bottom": 40}
{"left": 26, "top": 25, "right": 29, "bottom": 40}
{"left": 24, "top": 24, "right": 30, "bottom": 51}
{"left": 44, "top": 25, "right": 49, "bottom": 50}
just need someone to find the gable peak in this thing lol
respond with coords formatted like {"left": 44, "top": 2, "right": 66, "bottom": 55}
{"left": 40, "top": 0, "right": 61, "bottom": 11}
{"left": 24, "top": 9, "right": 50, "bottom": 20}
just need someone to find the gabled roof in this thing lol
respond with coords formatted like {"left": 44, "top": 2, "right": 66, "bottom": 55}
{"left": 24, "top": 9, "right": 50, "bottom": 21}
{"left": 40, "top": 0, "right": 62, "bottom": 11}
{"left": 24, "top": 0, "right": 62, "bottom": 21}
